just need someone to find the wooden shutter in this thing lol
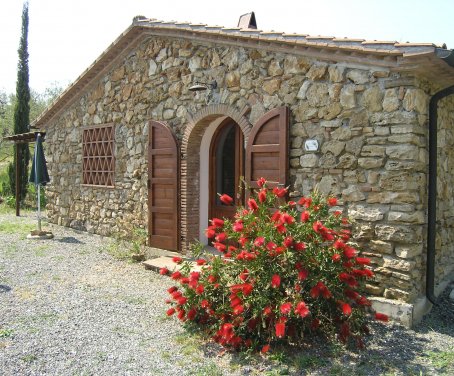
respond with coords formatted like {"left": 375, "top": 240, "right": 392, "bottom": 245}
{"left": 245, "top": 107, "right": 289, "bottom": 191}
{"left": 148, "top": 121, "right": 179, "bottom": 251}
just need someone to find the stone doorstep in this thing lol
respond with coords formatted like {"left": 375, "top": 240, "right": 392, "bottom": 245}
{"left": 142, "top": 256, "right": 202, "bottom": 273}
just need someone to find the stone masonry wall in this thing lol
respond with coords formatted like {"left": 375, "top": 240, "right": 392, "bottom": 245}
{"left": 436, "top": 94, "right": 454, "bottom": 287}
{"left": 43, "top": 35, "right": 439, "bottom": 304}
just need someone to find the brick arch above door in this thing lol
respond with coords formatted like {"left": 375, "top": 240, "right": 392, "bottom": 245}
{"left": 180, "top": 104, "right": 253, "bottom": 253}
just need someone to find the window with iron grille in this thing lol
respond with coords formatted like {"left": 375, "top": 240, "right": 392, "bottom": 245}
{"left": 82, "top": 124, "right": 115, "bottom": 187}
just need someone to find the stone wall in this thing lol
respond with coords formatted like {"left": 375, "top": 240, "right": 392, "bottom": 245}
{"left": 43, "top": 34, "right": 448, "bottom": 305}
{"left": 436, "top": 94, "right": 454, "bottom": 287}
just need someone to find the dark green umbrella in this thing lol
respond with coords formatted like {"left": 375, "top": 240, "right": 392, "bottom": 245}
{"left": 29, "top": 133, "right": 50, "bottom": 232}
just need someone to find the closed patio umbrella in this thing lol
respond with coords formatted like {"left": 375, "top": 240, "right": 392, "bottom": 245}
{"left": 29, "top": 133, "right": 50, "bottom": 233}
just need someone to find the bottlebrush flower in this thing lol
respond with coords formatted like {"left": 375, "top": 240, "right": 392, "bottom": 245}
{"left": 280, "top": 302, "right": 292, "bottom": 315}
{"left": 271, "top": 274, "right": 281, "bottom": 288}
{"left": 247, "top": 198, "right": 259, "bottom": 211}
{"left": 201, "top": 300, "right": 210, "bottom": 308}
{"left": 167, "top": 286, "right": 178, "bottom": 294}
{"left": 233, "top": 305, "right": 244, "bottom": 315}
{"left": 340, "top": 302, "right": 352, "bottom": 316}
{"left": 171, "top": 271, "right": 182, "bottom": 280}
{"left": 343, "top": 246, "right": 357, "bottom": 259}
{"left": 166, "top": 308, "right": 175, "bottom": 316}
{"left": 196, "top": 259, "right": 206, "bottom": 265}
{"left": 213, "top": 242, "right": 226, "bottom": 253}
{"left": 295, "top": 301, "right": 309, "bottom": 318}
{"left": 233, "top": 221, "right": 244, "bottom": 232}
{"left": 283, "top": 236, "right": 293, "bottom": 248}
{"left": 196, "top": 284, "right": 204, "bottom": 295}
{"left": 375, "top": 312, "right": 389, "bottom": 322}
{"left": 205, "top": 227, "right": 216, "bottom": 238}
{"left": 257, "top": 177, "right": 266, "bottom": 187}
{"left": 312, "top": 221, "right": 323, "bottom": 233}
{"left": 219, "top": 194, "right": 233, "bottom": 205}
{"left": 333, "top": 239, "right": 345, "bottom": 250}
{"left": 275, "top": 320, "right": 286, "bottom": 338}
{"left": 263, "top": 306, "right": 273, "bottom": 316}
{"left": 258, "top": 189, "right": 267, "bottom": 203}
{"left": 254, "top": 237, "right": 265, "bottom": 247}
{"left": 159, "top": 267, "right": 169, "bottom": 275}
{"left": 327, "top": 197, "right": 337, "bottom": 206}
{"left": 172, "top": 256, "right": 183, "bottom": 264}
{"left": 298, "top": 269, "right": 308, "bottom": 281}
{"left": 207, "top": 275, "right": 217, "bottom": 283}
{"left": 275, "top": 223, "right": 286, "bottom": 234}
{"left": 300, "top": 211, "right": 310, "bottom": 222}
{"left": 294, "top": 242, "right": 306, "bottom": 251}
{"left": 332, "top": 253, "right": 341, "bottom": 262}
{"left": 187, "top": 308, "right": 197, "bottom": 320}
{"left": 266, "top": 241, "right": 277, "bottom": 251}
{"left": 215, "top": 232, "right": 227, "bottom": 242}
{"left": 281, "top": 213, "right": 295, "bottom": 224}
{"left": 177, "top": 296, "right": 187, "bottom": 305}
{"left": 356, "top": 257, "right": 371, "bottom": 265}
{"left": 261, "top": 344, "right": 270, "bottom": 354}
{"left": 242, "top": 283, "right": 253, "bottom": 296}
{"left": 273, "top": 187, "right": 287, "bottom": 197}
{"left": 211, "top": 218, "right": 224, "bottom": 228}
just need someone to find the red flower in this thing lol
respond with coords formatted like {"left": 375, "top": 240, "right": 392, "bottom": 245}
{"left": 171, "top": 271, "right": 182, "bottom": 280}
{"left": 257, "top": 177, "right": 266, "bottom": 188}
{"left": 327, "top": 197, "right": 337, "bottom": 206}
{"left": 281, "top": 213, "right": 295, "bottom": 225}
{"left": 254, "top": 237, "right": 265, "bottom": 247}
{"left": 187, "top": 308, "right": 197, "bottom": 320}
{"left": 196, "top": 259, "right": 206, "bottom": 265}
{"left": 312, "top": 221, "right": 323, "bottom": 233}
{"left": 219, "top": 194, "right": 233, "bottom": 205}
{"left": 300, "top": 211, "right": 310, "bottom": 222}
{"left": 233, "top": 305, "right": 244, "bottom": 315}
{"left": 211, "top": 218, "right": 224, "bottom": 228}
{"left": 166, "top": 308, "right": 175, "bottom": 316}
{"left": 333, "top": 239, "right": 345, "bottom": 250}
{"left": 343, "top": 246, "right": 357, "bottom": 259}
{"left": 356, "top": 257, "right": 371, "bottom": 265}
{"left": 295, "top": 301, "right": 310, "bottom": 318}
{"left": 242, "top": 283, "right": 253, "bottom": 296}
{"left": 239, "top": 269, "right": 249, "bottom": 281}
{"left": 266, "top": 241, "right": 277, "bottom": 251}
{"left": 239, "top": 237, "right": 248, "bottom": 246}
{"left": 205, "top": 227, "right": 216, "bottom": 238}
{"left": 275, "top": 320, "right": 286, "bottom": 338}
{"left": 294, "top": 242, "right": 306, "bottom": 251}
{"left": 280, "top": 302, "right": 292, "bottom": 315}
{"left": 271, "top": 274, "right": 281, "bottom": 288}
{"left": 177, "top": 296, "right": 188, "bottom": 305}
{"left": 233, "top": 221, "right": 244, "bottom": 232}
{"left": 196, "top": 284, "right": 204, "bottom": 295}
{"left": 215, "top": 232, "right": 227, "bottom": 243}
{"left": 213, "top": 242, "right": 226, "bottom": 253}
{"left": 201, "top": 300, "right": 210, "bottom": 308}
{"left": 283, "top": 236, "right": 293, "bottom": 248}
{"left": 159, "top": 267, "right": 169, "bottom": 275}
{"left": 340, "top": 302, "right": 352, "bottom": 316}
{"left": 357, "top": 296, "right": 371, "bottom": 306}
{"left": 375, "top": 312, "right": 389, "bottom": 322}
{"left": 332, "top": 253, "right": 341, "bottom": 262}
{"left": 167, "top": 286, "right": 178, "bottom": 294}
{"left": 207, "top": 275, "right": 217, "bottom": 283}
{"left": 275, "top": 223, "right": 286, "bottom": 234}
{"left": 172, "top": 256, "right": 183, "bottom": 264}
{"left": 247, "top": 198, "right": 259, "bottom": 211}
{"left": 271, "top": 211, "right": 281, "bottom": 222}
{"left": 339, "top": 272, "right": 358, "bottom": 287}
{"left": 334, "top": 210, "right": 342, "bottom": 217}
{"left": 298, "top": 269, "right": 308, "bottom": 281}
{"left": 273, "top": 187, "right": 287, "bottom": 198}
{"left": 261, "top": 344, "right": 270, "bottom": 354}
{"left": 258, "top": 189, "right": 267, "bottom": 203}
{"left": 310, "top": 281, "right": 331, "bottom": 299}
{"left": 263, "top": 306, "right": 272, "bottom": 316}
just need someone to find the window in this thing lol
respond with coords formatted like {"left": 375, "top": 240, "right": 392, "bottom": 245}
{"left": 82, "top": 124, "right": 115, "bottom": 187}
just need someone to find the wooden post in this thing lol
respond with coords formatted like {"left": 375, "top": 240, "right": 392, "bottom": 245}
{"left": 15, "top": 145, "right": 20, "bottom": 216}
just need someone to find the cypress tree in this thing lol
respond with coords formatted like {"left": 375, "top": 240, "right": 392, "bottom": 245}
{"left": 9, "top": 1, "right": 31, "bottom": 202}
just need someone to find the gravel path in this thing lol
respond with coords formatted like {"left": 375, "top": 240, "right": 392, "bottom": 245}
{"left": 1, "top": 213, "right": 453, "bottom": 375}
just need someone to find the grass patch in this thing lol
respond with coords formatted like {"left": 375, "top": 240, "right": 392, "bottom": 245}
{"left": 427, "top": 349, "right": 454, "bottom": 370}
{"left": 103, "top": 240, "right": 133, "bottom": 261}
{"left": 191, "top": 362, "right": 224, "bottom": 376}
{"left": 0, "top": 328, "right": 13, "bottom": 338}
{"left": 0, "top": 219, "right": 35, "bottom": 235}
{"left": 21, "top": 354, "right": 37, "bottom": 363}
{"left": 34, "top": 244, "right": 51, "bottom": 257}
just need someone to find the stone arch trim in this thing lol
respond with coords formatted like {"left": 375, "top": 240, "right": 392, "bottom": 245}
{"left": 181, "top": 103, "right": 252, "bottom": 156}
{"left": 179, "top": 104, "right": 252, "bottom": 253}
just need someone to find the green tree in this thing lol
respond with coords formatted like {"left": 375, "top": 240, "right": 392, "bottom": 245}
{"left": 8, "top": 2, "right": 30, "bottom": 202}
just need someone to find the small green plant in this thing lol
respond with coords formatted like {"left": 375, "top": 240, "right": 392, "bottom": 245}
{"left": 427, "top": 349, "right": 454, "bottom": 370}
{"left": 0, "top": 328, "right": 13, "bottom": 338}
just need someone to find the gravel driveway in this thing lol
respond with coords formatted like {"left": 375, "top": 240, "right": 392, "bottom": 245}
{"left": 1, "top": 213, "right": 453, "bottom": 375}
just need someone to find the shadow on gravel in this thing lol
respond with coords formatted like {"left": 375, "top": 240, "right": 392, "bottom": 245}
{"left": 0, "top": 284, "right": 11, "bottom": 293}
{"left": 55, "top": 236, "right": 84, "bottom": 244}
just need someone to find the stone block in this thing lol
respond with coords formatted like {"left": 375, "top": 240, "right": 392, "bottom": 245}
{"left": 395, "top": 244, "right": 423, "bottom": 258}
{"left": 388, "top": 211, "right": 425, "bottom": 224}
{"left": 340, "top": 85, "right": 356, "bottom": 108}
{"left": 363, "top": 85, "right": 383, "bottom": 112}
{"left": 361, "top": 145, "right": 386, "bottom": 157}
{"left": 358, "top": 158, "right": 384, "bottom": 169}
{"left": 370, "top": 240, "right": 394, "bottom": 254}
{"left": 342, "top": 186, "right": 366, "bottom": 201}
{"left": 321, "top": 140, "right": 345, "bottom": 156}
{"left": 306, "top": 63, "right": 327, "bottom": 80}
{"left": 375, "top": 225, "right": 422, "bottom": 243}
{"left": 346, "top": 69, "right": 369, "bottom": 84}
{"left": 328, "top": 65, "right": 345, "bottom": 83}
{"left": 300, "top": 154, "right": 319, "bottom": 167}
{"left": 348, "top": 205, "right": 386, "bottom": 222}
{"left": 386, "top": 144, "right": 419, "bottom": 160}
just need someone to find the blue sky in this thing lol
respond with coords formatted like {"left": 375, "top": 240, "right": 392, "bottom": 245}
{"left": 1, "top": 0, "right": 453, "bottom": 94}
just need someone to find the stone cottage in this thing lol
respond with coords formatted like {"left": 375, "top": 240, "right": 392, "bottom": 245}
{"left": 33, "top": 14, "right": 454, "bottom": 325}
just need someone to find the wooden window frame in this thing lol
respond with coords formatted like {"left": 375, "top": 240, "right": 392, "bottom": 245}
{"left": 82, "top": 123, "right": 115, "bottom": 188}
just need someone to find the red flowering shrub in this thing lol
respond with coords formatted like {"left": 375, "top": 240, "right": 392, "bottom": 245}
{"left": 164, "top": 178, "right": 387, "bottom": 352}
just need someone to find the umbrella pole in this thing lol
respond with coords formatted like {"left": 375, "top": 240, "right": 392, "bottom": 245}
{"left": 37, "top": 184, "right": 41, "bottom": 232}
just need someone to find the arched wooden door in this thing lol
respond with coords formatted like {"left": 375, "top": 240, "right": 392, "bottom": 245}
{"left": 148, "top": 121, "right": 179, "bottom": 251}
{"left": 209, "top": 119, "right": 244, "bottom": 221}
{"left": 245, "top": 107, "right": 289, "bottom": 194}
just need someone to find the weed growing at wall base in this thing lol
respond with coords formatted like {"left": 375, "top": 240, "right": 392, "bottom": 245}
{"left": 162, "top": 178, "right": 388, "bottom": 352}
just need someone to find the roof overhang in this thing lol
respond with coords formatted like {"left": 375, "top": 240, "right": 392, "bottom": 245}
{"left": 3, "top": 131, "right": 46, "bottom": 144}
{"left": 32, "top": 18, "right": 454, "bottom": 128}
